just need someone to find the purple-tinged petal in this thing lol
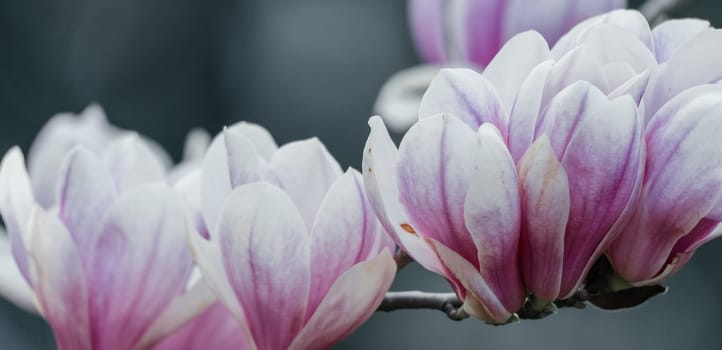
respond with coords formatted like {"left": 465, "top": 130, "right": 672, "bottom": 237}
{"left": 0, "top": 148, "right": 36, "bottom": 285}
{"left": 362, "top": 117, "right": 450, "bottom": 279}
{"left": 429, "top": 239, "right": 510, "bottom": 324}
{"left": 651, "top": 18, "right": 711, "bottom": 63}
{"left": 455, "top": 0, "right": 505, "bottom": 67}
{"left": 517, "top": 137, "right": 570, "bottom": 301}
{"left": 266, "top": 138, "right": 342, "bottom": 230}
{"left": 200, "top": 127, "right": 264, "bottom": 235}
{"left": 139, "top": 282, "right": 219, "bottom": 349}
{"left": 507, "top": 60, "right": 554, "bottom": 162}
{"left": 610, "top": 86, "right": 722, "bottom": 282}
{"left": 483, "top": 31, "right": 551, "bottom": 112}
{"left": 101, "top": 134, "right": 166, "bottom": 192}
{"left": 153, "top": 302, "right": 251, "bottom": 350}
{"left": 642, "top": 29, "right": 722, "bottom": 122}
{"left": 226, "top": 122, "right": 278, "bottom": 161}
{"left": 0, "top": 231, "right": 35, "bottom": 312}
{"left": 397, "top": 114, "right": 478, "bottom": 266}
{"left": 578, "top": 24, "right": 656, "bottom": 74}
{"left": 86, "top": 184, "right": 193, "bottom": 350}
{"left": 407, "top": 0, "right": 446, "bottom": 63}
{"left": 217, "top": 183, "right": 310, "bottom": 350}
{"left": 308, "top": 170, "right": 389, "bottom": 316}
{"left": 57, "top": 148, "right": 117, "bottom": 264}
{"left": 289, "top": 251, "right": 395, "bottom": 350}
{"left": 419, "top": 68, "right": 508, "bottom": 135}
{"left": 464, "top": 124, "right": 524, "bottom": 312}
{"left": 555, "top": 94, "right": 642, "bottom": 297}
{"left": 27, "top": 104, "right": 117, "bottom": 208}
{"left": 27, "top": 206, "right": 91, "bottom": 350}
{"left": 542, "top": 46, "right": 606, "bottom": 106}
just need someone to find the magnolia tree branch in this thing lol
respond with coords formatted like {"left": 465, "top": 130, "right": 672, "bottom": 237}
{"left": 640, "top": 0, "right": 693, "bottom": 23}
{"left": 378, "top": 291, "right": 468, "bottom": 321}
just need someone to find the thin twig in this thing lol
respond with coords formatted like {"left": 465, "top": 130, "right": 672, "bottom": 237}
{"left": 378, "top": 291, "right": 467, "bottom": 321}
{"left": 640, "top": 0, "right": 694, "bottom": 24}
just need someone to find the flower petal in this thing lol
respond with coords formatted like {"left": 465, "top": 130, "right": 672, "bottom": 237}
{"left": 610, "top": 85, "right": 722, "bottom": 282}
{"left": 57, "top": 147, "right": 117, "bottom": 264}
{"left": 101, "top": 134, "right": 167, "bottom": 192}
{"left": 397, "top": 114, "right": 478, "bottom": 266}
{"left": 642, "top": 29, "right": 722, "bottom": 121}
{"left": 0, "top": 147, "right": 36, "bottom": 284}
{"left": 507, "top": 60, "right": 554, "bottom": 162}
{"left": 308, "top": 170, "right": 390, "bottom": 316}
{"left": 517, "top": 137, "right": 570, "bottom": 300}
{"left": 27, "top": 206, "right": 90, "bottom": 350}
{"left": 483, "top": 31, "right": 551, "bottom": 112}
{"left": 0, "top": 232, "right": 35, "bottom": 312}
{"left": 217, "top": 183, "right": 310, "bottom": 350}
{"left": 289, "top": 251, "right": 395, "bottom": 350}
{"left": 153, "top": 302, "right": 251, "bottom": 350}
{"left": 455, "top": 0, "right": 504, "bottom": 66}
{"left": 375, "top": 65, "right": 442, "bottom": 132}
{"left": 362, "top": 117, "right": 449, "bottom": 277}
{"left": 225, "top": 122, "right": 278, "bottom": 161}
{"left": 407, "top": 0, "right": 446, "bottom": 63}
{"left": 266, "top": 138, "right": 342, "bottom": 230}
{"left": 86, "top": 184, "right": 193, "bottom": 350}
{"left": 651, "top": 18, "right": 711, "bottom": 63}
{"left": 463, "top": 124, "right": 524, "bottom": 311}
{"left": 419, "top": 68, "right": 508, "bottom": 135}
{"left": 429, "top": 239, "right": 510, "bottom": 323}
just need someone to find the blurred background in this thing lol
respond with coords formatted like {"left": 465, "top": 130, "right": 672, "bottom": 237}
{"left": 1, "top": 0, "right": 722, "bottom": 348}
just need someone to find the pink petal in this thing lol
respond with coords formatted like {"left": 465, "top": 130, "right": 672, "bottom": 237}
{"left": 86, "top": 184, "right": 193, "bottom": 350}
{"left": 362, "top": 117, "right": 450, "bottom": 279}
{"left": 456, "top": 0, "right": 505, "bottom": 66}
{"left": 507, "top": 60, "right": 554, "bottom": 162}
{"left": 419, "top": 68, "right": 508, "bottom": 135}
{"left": 483, "top": 31, "right": 551, "bottom": 112}
{"left": 552, "top": 93, "right": 642, "bottom": 297}
{"left": 57, "top": 147, "right": 117, "bottom": 264}
{"left": 153, "top": 302, "right": 251, "bottom": 350}
{"left": 517, "top": 136, "right": 570, "bottom": 301}
{"left": 289, "top": 251, "right": 395, "bottom": 350}
{"left": 429, "top": 239, "right": 510, "bottom": 323}
{"left": 407, "top": 0, "right": 446, "bottom": 63}
{"left": 463, "top": 124, "right": 524, "bottom": 312}
{"left": 200, "top": 126, "right": 265, "bottom": 234}
{"left": 217, "top": 183, "right": 310, "bottom": 350}
{"left": 266, "top": 138, "right": 342, "bottom": 230}
{"left": 0, "top": 147, "right": 36, "bottom": 284}
{"left": 642, "top": 30, "right": 722, "bottom": 122}
{"left": 396, "top": 114, "right": 478, "bottom": 266}
{"left": 27, "top": 206, "right": 91, "bottom": 350}
{"left": 307, "top": 170, "right": 390, "bottom": 316}
{"left": 611, "top": 85, "right": 722, "bottom": 282}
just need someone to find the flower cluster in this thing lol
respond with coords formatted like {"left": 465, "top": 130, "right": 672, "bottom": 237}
{"left": 367, "top": 9, "right": 722, "bottom": 323}
{"left": 0, "top": 7, "right": 721, "bottom": 349}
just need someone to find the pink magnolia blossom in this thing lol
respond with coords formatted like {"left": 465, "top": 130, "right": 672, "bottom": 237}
{"left": 183, "top": 122, "right": 396, "bottom": 349}
{"left": 0, "top": 106, "right": 250, "bottom": 349}
{"left": 0, "top": 135, "right": 211, "bottom": 350}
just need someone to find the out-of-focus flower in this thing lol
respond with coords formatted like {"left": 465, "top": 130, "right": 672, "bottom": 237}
{"left": 0, "top": 135, "right": 211, "bottom": 350}
{"left": 409, "top": 0, "right": 625, "bottom": 67}
{"left": 184, "top": 122, "right": 396, "bottom": 349}
{"left": 375, "top": 0, "right": 626, "bottom": 132}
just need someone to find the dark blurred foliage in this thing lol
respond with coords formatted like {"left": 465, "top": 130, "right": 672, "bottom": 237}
{"left": 1, "top": 1, "right": 722, "bottom": 349}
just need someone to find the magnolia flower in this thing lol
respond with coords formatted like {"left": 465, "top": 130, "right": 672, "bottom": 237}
{"left": 0, "top": 135, "right": 216, "bottom": 350}
{"left": 184, "top": 122, "right": 396, "bottom": 349}
{"left": 375, "top": 0, "right": 625, "bottom": 132}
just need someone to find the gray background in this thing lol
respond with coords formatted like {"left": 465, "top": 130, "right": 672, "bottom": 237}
{"left": 1, "top": 0, "right": 721, "bottom": 349}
